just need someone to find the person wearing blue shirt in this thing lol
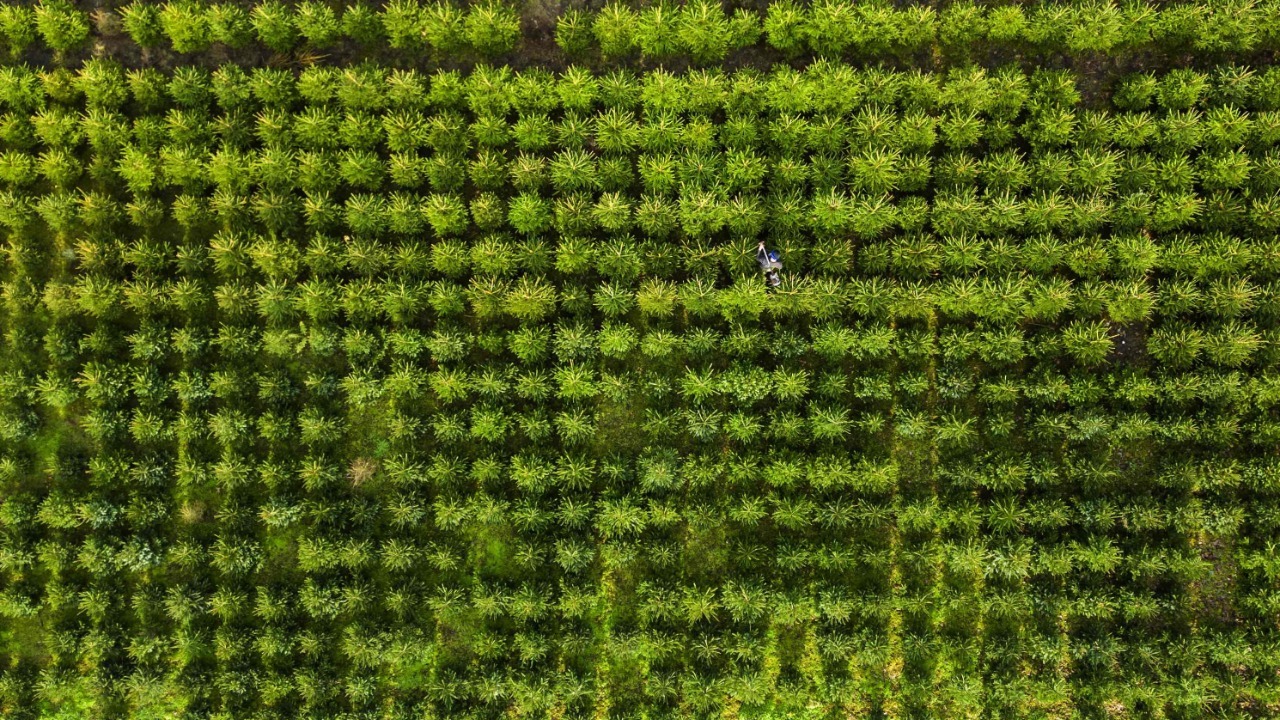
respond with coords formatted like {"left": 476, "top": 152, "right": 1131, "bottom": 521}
{"left": 756, "top": 241, "right": 782, "bottom": 288}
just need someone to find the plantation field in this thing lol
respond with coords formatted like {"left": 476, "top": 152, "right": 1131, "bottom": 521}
{"left": 4, "top": 1, "right": 1280, "bottom": 718}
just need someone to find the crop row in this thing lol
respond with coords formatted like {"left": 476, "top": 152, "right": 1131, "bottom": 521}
{"left": 11, "top": 277, "right": 1280, "bottom": 366}
{"left": 2, "top": 609, "right": 1273, "bottom": 717}
{"left": 7, "top": 61, "right": 1280, "bottom": 116}
{"left": 5, "top": 0, "right": 1280, "bottom": 62}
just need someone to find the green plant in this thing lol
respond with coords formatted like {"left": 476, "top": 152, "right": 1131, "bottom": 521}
{"left": 1065, "top": 1, "right": 1124, "bottom": 53}
{"left": 252, "top": 1, "right": 299, "bottom": 52}
{"left": 508, "top": 193, "right": 551, "bottom": 235}
{"left": 556, "top": 9, "right": 592, "bottom": 56}
{"left": 209, "top": 3, "right": 253, "bottom": 47}
{"left": 160, "top": 0, "right": 212, "bottom": 52}
{"left": 509, "top": 152, "right": 547, "bottom": 191}
{"left": 1157, "top": 68, "right": 1208, "bottom": 110}
{"left": 35, "top": 0, "right": 89, "bottom": 54}
{"left": 635, "top": 2, "right": 678, "bottom": 59}
{"left": 728, "top": 8, "right": 761, "bottom": 51}
{"left": 986, "top": 4, "right": 1026, "bottom": 42}
{"left": 465, "top": 1, "right": 519, "bottom": 56}
{"left": 470, "top": 193, "right": 505, "bottom": 231}
{"left": 505, "top": 276, "right": 557, "bottom": 322}
{"left": 0, "top": 6, "right": 37, "bottom": 57}
{"left": 9, "top": 44, "right": 1280, "bottom": 720}
{"left": 425, "top": 193, "right": 468, "bottom": 236}
{"left": 341, "top": 1, "right": 383, "bottom": 43}
{"left": 76, "top": 59, "right": 128, "bottom": 109}
{"left": 805, "top": 0, "right": 854, "bottom": 56}
{"left": 1113, "top": 72, "right": 1157, "bottom": 110}
{"left": 293, "top": 1, "right": 341, "bottom": 47}
{"left": 416, "top": 1, "right": 462, "bottom": 54}
{"left": 1148, "top": 323, "right": 1202, "bottom": 368}
{"left": 1062, "top": 320, "right": 1115, "bottom": 365}
{"left": 678, "top": 0, "right": 732, "bottom": 63}
{"left": 381, "top": 0, "right": 423, "bottom": 49}
{"left": 1205, "top": 320, "right": 1261, "bottom": 367}
{"left": 940, "top": 0, "right": 988, "bottom": 55}
{"left": 593, "top": 2, "right": 636, "bottom": 58}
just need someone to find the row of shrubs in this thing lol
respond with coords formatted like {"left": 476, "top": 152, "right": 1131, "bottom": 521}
{"left": 7, "top": 61, "right": 1280, "bottom": 121}
{"left": 4, "top": 0, "right": 1280, "bottom": 62}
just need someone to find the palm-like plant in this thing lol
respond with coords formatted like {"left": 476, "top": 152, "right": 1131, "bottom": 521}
{"left": 206, "top": 2, "right": 252, "bottom": 46}
{"left": 1199, "top": 150, "right": 1251, "bottom": 190}
{"left": 419, "top": 152, "right": 462, "bottom": 192}
{"left": 677, "top": 0, "right": 731, "bottom": 63}
{"left": 1105, "top": 279, "right": 1157, "bottom": 324}
{"left": 1148, "top": 323, "right": 1203, "bottom": 368}
{"left": 1062, "top": 320, "right": 1115, "bottom": 365}
{"left": 289, "top": 1, "right": 339, "bottom": 47}
{"left": 554, "top": 8, "right": 591, "bottom": 55}
{"left": 502, "top": 276, "right": 556, "bottom": 322}
{"left": 494, "top": 193, "right": 548, "bottom": 238}
{"left": 465, "top": 1, "right": 519, "bottom": 57}
{"left": 379, "top": 0, "right": 422, "bottom": 49}
{"left": 251, "top": 1, "right": 297, "bottom": 52}
{"left": 593, "top": 2, "right": 637, "bottom": 58}
{"left": 468, "top": 148, "right": 507, "bottom": 191}
{"left": 631, "top": 2, "right": 676, "bottom": 59}
{"left": 587, "top": 281, "right": 630, "bottom": 318}
{"left": 591, "top": 191, "right": 631, "bottom": 233}
{"left": 551, "top": 193, "right": 593, "bottom": 236}
{"left": 555, "top": 408, "right": 596, "bottom": 445}
{"left": 158, "top": 0, "right": 212, "bottom": 53}
{"left": 34, "top": 0, "right": 88, "bottom": 55}
{"left": 0, "top": 6, "right": 36, "bottom": 57}
{"left": 422, "top": 194, "right": 466, "bottom": 238}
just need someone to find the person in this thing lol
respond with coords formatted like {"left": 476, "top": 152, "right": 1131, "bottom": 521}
{"left": 756, "top": 241, "right": 782, "bottom": 288}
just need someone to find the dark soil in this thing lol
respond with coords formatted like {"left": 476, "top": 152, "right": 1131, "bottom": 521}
{"left": 1110, "top": 320, "right": 1149, "bottom": 366}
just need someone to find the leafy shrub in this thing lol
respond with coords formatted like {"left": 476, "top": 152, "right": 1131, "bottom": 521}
{"left": 1157, "top": 68, "right": 1208, "bottom": 110}
{"left": 10, "top": 53, "right": 1280, "bottom": 718}
{"left": 940, "top": 0, "right": 987, "bottom": 54}
{"left": 76, "top": 58, "right": 128, "bottom": 109}
{"left": 986, "top": 4, "right": 1026, "bottom": 42}
{"left": 381, "top": 0, "right": 423, "bottom": 49}
{"left": 294, "top": 1, "right": 341, "bottom": 47}
{"left": 34, "top": 0, "right": 89, "bottom": 53}
{"left": 119, "top": 4, "right": 167, "bottom": 49}
{"left": 168, "top": 65, "right": 212, "bottom": 108}
{"left": 807, "top": 0, "right": 855, "bottom": 57}
{"left": 1063, "top": 320, "right": 1115, "bottom": 365}
{"left": 593, "top": 2, "right": 636, "bottom": 58}
{"left": 208, "top": 3, "right": 254, "bottom": 47}
{"left": 635, "top": 3, "right": 678, "bottom": 59}
{"left": 413, "top": 1, "right": 459, "bottom": 54}
{"left": 425, "top": 194, "right": 468, "bottom": 236}
{"left": 509, "top": 193, "right": 551, "bottom": 235}
{"left": 465, "top": 1, "right": 520, "bottom": 56}
{"left": 1064, "top": 1, "right": 1125, "bottom": 53}
{"left": 1114, "top": 72, "right": 1157, "bottom": 110}
{"left": 678, "top": 0, "right": 732, "bottom": 63}
{"left": 556, "top": 9, "right": 592, "bottom": 56}
{"left": 341, "top": 1, "right": 383, "bottom": 44}
{"left": 0, "top": 6, "right": 37, "bottom": 57}
{"left": 160, "top": 0, "right": 212, "bottom": 53}
{"left": 252, "top": 1, "right": 299, "bottom": 52}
